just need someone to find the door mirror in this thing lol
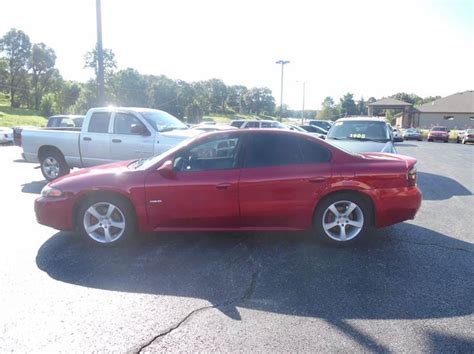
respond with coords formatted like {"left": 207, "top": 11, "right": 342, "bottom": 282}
{"left": 131, "top": 124, "right": 149, "bottom": 136}
{"left": 157, "top": 160, "right": 175, "bottom": 178}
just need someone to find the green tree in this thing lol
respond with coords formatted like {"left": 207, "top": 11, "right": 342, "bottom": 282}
{"left": 56, "top": 80, "right": 81, "bottom": 113}
{"left": 29, "top": 43, "right": 57, "bottom": 109}
{"left": 0, "top": 28, "right": 32, "bottom": 107}
{"left": 244, "top": 87, "right": 275, "bottom": 115}
{"left": 110, "top": 68, "right": 147, "bottom": 107}
{"left": 357, "top": 97, "right": 367, "bottom": 115}
{"left": 390, "top": 92, "right": 421, "bottom": 105}
{"left": 226, "top": 85, "right": 247, "bottom": 113}
{"left": 147, "top": 75, "right": 179, "bottom": 116}
{"left": 317, "top": 96, "right": 339, "bottom": 120}
{"left": 84, "top": 47, "right": 117, "bottom": 80}
{"left": 339, "top": 93, "right": 357, "bottom": 117}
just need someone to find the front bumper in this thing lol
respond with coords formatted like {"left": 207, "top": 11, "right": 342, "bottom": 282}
{"left": 35, "top": 196, "right": 75, "bottom": 231}
{"left": 370, "top": 186, "right": 422, "bottom": 228}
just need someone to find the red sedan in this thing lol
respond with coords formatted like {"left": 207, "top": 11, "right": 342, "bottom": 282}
{"left": 35, "top": 129, "right": 422, "bottom": 246}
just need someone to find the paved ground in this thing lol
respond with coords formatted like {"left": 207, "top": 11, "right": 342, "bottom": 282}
{"left": 0, "top": 141, "right": 473, "bottom": 352}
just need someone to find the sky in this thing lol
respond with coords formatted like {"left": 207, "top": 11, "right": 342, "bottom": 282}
{"left": 1, "top": 0, "right": 473, "bottom": 109}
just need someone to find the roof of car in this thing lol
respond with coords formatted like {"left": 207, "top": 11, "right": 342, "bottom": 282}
{"left": 335, "top": 116, "right": 388, "bottom": 123}
{"left": 49, "top": 115, "right": 85, "bottom": 119}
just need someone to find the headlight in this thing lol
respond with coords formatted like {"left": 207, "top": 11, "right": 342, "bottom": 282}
{"left": 41, "top": 185, "right": 63, "bottom": 198}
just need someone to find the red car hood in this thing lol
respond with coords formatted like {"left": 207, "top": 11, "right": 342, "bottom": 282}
{"left": 51, "top": 160, "right": 133, "bottom": 184}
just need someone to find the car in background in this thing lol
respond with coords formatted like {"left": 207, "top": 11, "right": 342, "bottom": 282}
{"left": 35, "top": 129, "right": 421, "bottom": 246}
{"left": 47, "top": 115, "right": 85, "bottom": 129}
{"left": 427, "top": 126, "right": 449, "bottom": 143}
{"left": 391, "top": 127, "right": 404, "bottom": 142}
{"left": 326, "top": 117, "right": 396, "bottom": 153}
{"left": 403, "top": 128, "right": 423, "bottom": 141}
{"left": 230, "top": 119, "right": 286, "bottom": 129}
{"left": 300, "top": 125, "right": 328, "bottom": 136}
{"left": 456, "top": 129, "right": 474, "bottom": 144}
{"left": 22, "top": 107, "right": 203, "bottom": 181}
{"left": 287, "top": 124, "right": 325, "bottom": 138}
{"left": 308, "top": 119, "right": 333, "bottom": 131}
{"left": 194, "top": 124, "right": 237, "bottom": 132}
{"left": 0, "top": 127, "right": 13, "bottom": 144}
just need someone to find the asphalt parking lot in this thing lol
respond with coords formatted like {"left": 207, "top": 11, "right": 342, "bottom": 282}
{"left": 0, "top": 141, "right": 473, "bottom": 352}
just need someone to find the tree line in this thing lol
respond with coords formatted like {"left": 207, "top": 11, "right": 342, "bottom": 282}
{"left": 0, "top": 28, "right": 276, "bottom": 122}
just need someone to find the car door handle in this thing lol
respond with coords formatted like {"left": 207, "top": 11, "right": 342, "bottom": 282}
{"left": 83, "top": 137, "right": 92, "bottom": 141}
{"left": 308, "top": 177, "right": 326, "bottom": 183}
{"left": 112, "top": 139, "right": 122, "bottom": 143}
{"left": 215, "top": 183, "right": 231, "bottom": 190}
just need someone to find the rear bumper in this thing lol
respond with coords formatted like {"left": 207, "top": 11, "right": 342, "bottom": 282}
{"left": 35, "top": 196, "right": 75, "bottom": 231}
{"left": 428, "top": 135, "right": 448, "bottom": 141}
{"left": 370, "top": 186, "right": 422, "bottom": 228}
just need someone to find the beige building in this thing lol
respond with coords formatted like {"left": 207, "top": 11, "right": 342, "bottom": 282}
{"left": 396, "top": 91, "right": 474, "bottom": 129}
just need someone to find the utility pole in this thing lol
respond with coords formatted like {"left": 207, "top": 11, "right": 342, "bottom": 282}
{"left": 275, "top": 60, "right": 290, "bottom": 122}
{"left": 96, "top": 0, "right": 105, "bottom": 106}
{"left": 301, "top": 81, "right": 306, "bottom": 124}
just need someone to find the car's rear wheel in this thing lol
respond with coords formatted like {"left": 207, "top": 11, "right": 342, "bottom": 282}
{"left": 313, "top": 193, "right": 373, "bottom": 245}
{"left": 40, "top": 150, "right": 70, "bottom": 181}
{"left": 77, "top": 195, "right": 136, "bottom": 246}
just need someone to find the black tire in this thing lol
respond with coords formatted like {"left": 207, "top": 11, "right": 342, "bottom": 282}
{"left": 40, "top": 150, "right": 70, "bottom": 181}
{"left": 76, "top": 194, "right": 136, "bottom": 247}
{"left": 457, "top": 138, "right": 461, "bottom": 144}
{"left": 312, "top": 192, "right": 373, "bottom": 246}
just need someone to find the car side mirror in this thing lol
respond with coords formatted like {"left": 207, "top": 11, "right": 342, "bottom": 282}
{"left": 157, "top": 160, "right": 175, "bottom": 178}
{"left": 131, "top": 124, "right": 150, "bottom": 136}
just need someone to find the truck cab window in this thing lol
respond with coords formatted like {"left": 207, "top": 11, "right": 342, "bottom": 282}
{"left": 88, "top": 112, "right": 111, "bottom": 133}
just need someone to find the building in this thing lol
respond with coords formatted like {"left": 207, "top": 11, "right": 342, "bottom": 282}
{"left": 411, "top": 91, "right": 474, "bottom": 129}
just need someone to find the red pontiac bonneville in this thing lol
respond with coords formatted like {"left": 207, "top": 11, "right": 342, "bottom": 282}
{"left": 35, "top": 129, "right": 422, "bottom": 246}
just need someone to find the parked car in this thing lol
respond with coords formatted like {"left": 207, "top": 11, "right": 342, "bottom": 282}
{"left": 427, "top": 126, "right": 449, "bottom": 143}
{"left": 326, "top": 117, "right": 396, "bottom": 153}
{"left": 286, "top": 124, "right": 325, "bottom": 138}
{"left": 47, "top": 115, "right": 85, "bottom": 129}
{"left": 300, "top": 125, "right": 328, "bottom": 136}
{"left": 403, "top": 128, "right": 423, "bottom": 141}
{"left": 391, "top": 127, "right": 404, "bottom": 142}
{"left": 194, "top": 124, "right": 237, "bottom": 132}
{"left": 308, "top": 119, "right": 333, "bottom": 131}
{"left": 0, "top": 127, "right": 13, "bottom": 144}
{"left": 35, "top": 129, "right": 421, "bottom": 246}
{"left": 22, "top": 107, "right": 203, "bottom": 181}
{"left": 456, "top": 129, "right": 474, "bottom": 144}
{"left": 230, "top": 119, "right": 286, "bottom": 129}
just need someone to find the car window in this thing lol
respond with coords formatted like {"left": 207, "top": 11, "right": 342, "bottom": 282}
{"left": 230, "top": 121, "right": 244, "bottom": 128}
{"left": 328, "top": 121, "right": 390, "bottom": 141}
{"left": 88, "top": 112, "right": 112, "bottom": 133}
{"left": 261, "top": 121, "right": 279, "bottom": 128}
{"left": 173, "top": 135, "right": 241, "bottom": 172}
{"left": 299, "top": 138, "right": 331, "bottom": 163}
{"left": 243, "top": 133, "right": 302, "bottom": 168}
{"left": 245, "top": 121, "right": 259, "bottom": 128}
{"left": 114, "top": 112, "right": 147, "bottom": 135}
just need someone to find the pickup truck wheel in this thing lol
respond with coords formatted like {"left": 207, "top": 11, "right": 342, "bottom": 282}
{"left": 313, "top": 193, "right": 373, "bottom": 246}
{"left": 77, "top": 195, "right": 136, "bottom": 246}
{"left": 40, "top": 151, "right": 70, "bottom": 181}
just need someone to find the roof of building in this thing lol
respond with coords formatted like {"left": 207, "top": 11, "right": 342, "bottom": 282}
{"left": 367, "top": 98, "right": 412, "bottom": 107}
{"left": 416, "top": 91, "right": 474, "bottom": 113}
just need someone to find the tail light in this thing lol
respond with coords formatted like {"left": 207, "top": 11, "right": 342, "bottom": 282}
{"left": 407, "top": 165, "right": 417, "bottom": 186}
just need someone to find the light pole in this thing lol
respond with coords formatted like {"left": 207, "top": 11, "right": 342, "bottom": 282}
{"left": 96, "top": 0, "right": 105, "bottom": 106}
{"left": 275, "top": 60, "right": 290, "bottom": 121}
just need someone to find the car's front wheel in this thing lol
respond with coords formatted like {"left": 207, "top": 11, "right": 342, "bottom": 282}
{"left": 77, "top": 195, "right": 136, "bottom": 246}
{"left": 313, "top": 193, "right": 373, "bottom": 245}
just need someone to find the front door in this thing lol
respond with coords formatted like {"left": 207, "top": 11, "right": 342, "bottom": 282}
{"left": 109, "top": 112, "right": 155, "bottom": 161}
{"left": 145, "top": 132, "right": 243, "bottom": 230}
{"left": 239, "top": 132, "right": 332, "bottom": 229}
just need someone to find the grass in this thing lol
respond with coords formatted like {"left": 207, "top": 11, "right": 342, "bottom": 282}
{"left": 0, "top": 94, "right": 47, "bottom": 128}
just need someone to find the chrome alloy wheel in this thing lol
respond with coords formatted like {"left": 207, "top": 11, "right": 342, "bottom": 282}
{"left": 42, "top": 157, "right": 60, "bottom": 180}
{"left": 83, "top": 202, "right": 126, "bottom": 243}
{"left": 322, "top": 200, "right": 364, "bottom": 242}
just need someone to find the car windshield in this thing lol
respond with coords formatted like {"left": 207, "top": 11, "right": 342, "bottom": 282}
{"left": 141, "top": 110, "right": 188, "bottom": 132}
{"left": 406, "top": 128, "right": 418, "bottom": 133}
{"left": 432, "top": 127, "right": 447, "bottom": 132}
{"left": 327, "top": 121, "right": 390, "bottom": 142}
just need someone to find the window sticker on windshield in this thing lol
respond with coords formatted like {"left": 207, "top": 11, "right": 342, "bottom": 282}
{"left": 349, "top": 133, "right": 366, "bottom": 139}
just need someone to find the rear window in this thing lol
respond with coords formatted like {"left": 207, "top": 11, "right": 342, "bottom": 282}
{"left": 431, "top": 126, "right": 448, "bottom": 131}
{"left": 230, "top": 121, "right": 244, "bottom": 128}
{"left": 88, "top": 112, "right": 111, "bottom": 133}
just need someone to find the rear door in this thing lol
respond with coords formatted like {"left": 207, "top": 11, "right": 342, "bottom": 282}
{"left": 80, "top": 111, "right": 113, "bottom": 167}
{"left": 239, "top": 132, "right": 332, "bottom": 229}
{"left": 109, "top": 111, "right": 155, "bottom": 161}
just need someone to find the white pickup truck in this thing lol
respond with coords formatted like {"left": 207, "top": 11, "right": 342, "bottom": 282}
{"left": 22, "top": 107, "right": 203, "bottom": 180}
